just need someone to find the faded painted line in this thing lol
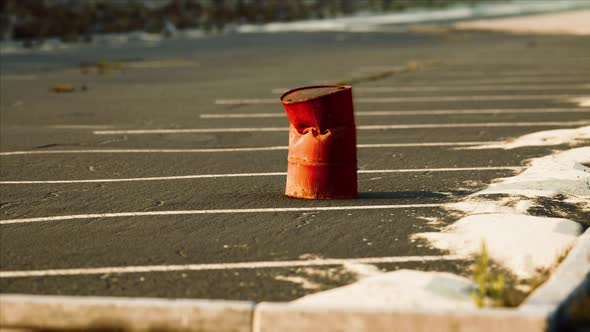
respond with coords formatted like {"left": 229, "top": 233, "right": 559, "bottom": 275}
{"left": 200, "top": 108, "right": 589, "bottom": 119}
{"left": 0, "top": 204, "right": 445, "bottom": 225}
{"left": 92, "top": 121, "right": 590, "bottom": 135}
{"left": 0, "top": 141, "right": 499, "bottom": 156}
{"left": 272, "top": 85, "right": 590, "bottom": 94}
{"left": 215, "top": 94, "right": 585, "bottom": 105}
{"left": 0, "top": 166, "right": 524, "bottom": 184}
{"left": 0, "top": 255, "right": 463, "bottom": 278}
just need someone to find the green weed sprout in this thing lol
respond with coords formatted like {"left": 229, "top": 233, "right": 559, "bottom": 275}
{"left": 472, "top": 241, "right": 505, "bottom": 307}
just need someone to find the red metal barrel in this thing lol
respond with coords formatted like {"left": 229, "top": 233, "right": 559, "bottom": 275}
{"left": 280, "top": 85, "right": 357, "bottom": 199}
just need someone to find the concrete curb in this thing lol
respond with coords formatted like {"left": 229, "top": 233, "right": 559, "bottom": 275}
{"left": 0, "top": 295, "right": 254, "bottom": 332}
{"left": 1, "top": 294, "right": 547, "bottom": 332}
{"left": 520, "top": 228, "right": 590, "bottom": 313}
{"left": 2, "top": 229, "right": 588, "bottom": 331}
{"left": 253, "top": 304, "right": 546, "bottom": 332}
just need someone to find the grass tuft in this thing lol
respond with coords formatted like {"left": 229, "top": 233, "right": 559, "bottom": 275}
{"left": 471, "top": 241, "right": 505, "bottom": 308}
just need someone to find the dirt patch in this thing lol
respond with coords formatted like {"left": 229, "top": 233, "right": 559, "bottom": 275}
{"left": 337, "top": 61, "right": 437, "bottom": 85}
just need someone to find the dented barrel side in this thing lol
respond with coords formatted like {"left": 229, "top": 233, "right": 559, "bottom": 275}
{"left": 281, "top": 85, "right": 357, "bottom": 199}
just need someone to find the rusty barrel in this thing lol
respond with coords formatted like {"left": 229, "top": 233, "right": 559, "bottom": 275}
{"left": 280, "top": 85, "right": 357, "bottom": 199}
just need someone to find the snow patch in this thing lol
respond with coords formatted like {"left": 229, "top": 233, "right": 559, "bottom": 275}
{"left": 415, "top": 214, "right": 581, "bottom": 279}
{"left": 417, "top": 215, "right": 444, "bottom": 226}
{"left": 570, "top": 97, "right": 590, "bottom": 107}
{"left": 478, "top": 147, "right": 590, "bottom": 198}
{"left": 298, "top": 253, "right": 323, "bottom": 260}
{"left": 341, "top": 263, "right": 382, "bottom": 278}
{"left": 448, "top": 198, "right": 534, "bottom": 215}
{"left": 415, "top": 147, "right": 589, "bottom": 280}
{"left": 275, "top": 256, "right": 380, "bottom": 289}
{"left": 291, "top": 270, "right": 478, "bottom": 310}
{"left": 275, "top": 275, "right": 321, "bottom": 290}
{"left": 462, "top": 126, "right": 590, "bottom": 150}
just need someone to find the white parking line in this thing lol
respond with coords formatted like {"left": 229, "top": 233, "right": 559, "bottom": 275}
{"left": 312, "top": 78, "right": 589, "bottom": 86}
{"left": 354, "top": 68, "right": 588, "bottom": 77}
{"left": 415, "top": 78, "right": 590, "bottom": 85}
{"left": 92, "top": 121, "right": 590, "bottom": 135}
{"left": 0, "top": 166, "right": 525, "bottom": 184}
{"left": 0, "top": 172, "right": 285, "bottom": 184}
{"left": 0, "top": 141, "right": 501, "bottom": 156}
{"left": 95, "top": 127, "right": 286, "bottom": 134}
{"left": 358, "top": 166, "right": 525, "bottom": 173}
{"left": 0, "top": 255, "right": 463, "bottom": 278}
{"left": 0, "top": 147, "right": 289, "bottom": 156}
{"left": 354, "top": 85, "right": 590, "bottom": 93}
{"left": 0, "top": 204, "right": 445, "bottom": 225}
{"left": 215, "top": 94, "right": 585, "bottom": 105}
{"left": 200, "top": 108, "right": 589, "bottom": 119}
{"left": 48, "top": 125, "right": 115, "bottom": 129}
{"left": 272, "top": 85, "right": 590, "bottom": 94}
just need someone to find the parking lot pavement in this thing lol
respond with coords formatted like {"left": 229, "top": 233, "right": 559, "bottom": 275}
{"left": 1, "top": 30, "right": 589, "bottom": 301}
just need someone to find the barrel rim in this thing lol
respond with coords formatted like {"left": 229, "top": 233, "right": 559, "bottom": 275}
{"left": 280, "top": 85, "right": 351, "bottom": 105}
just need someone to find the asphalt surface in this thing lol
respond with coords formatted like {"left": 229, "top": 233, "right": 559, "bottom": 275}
{"left": 1, "top": 29, "right": 589, "bottom": 301}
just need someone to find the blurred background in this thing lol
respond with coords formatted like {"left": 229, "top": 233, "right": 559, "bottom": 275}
{"left": 2, "top": 0, "right": 586, "bottom": 45}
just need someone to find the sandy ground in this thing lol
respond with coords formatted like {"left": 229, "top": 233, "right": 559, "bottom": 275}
{"left": 455, "top": 10, "right": 590, "bottom": 35}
